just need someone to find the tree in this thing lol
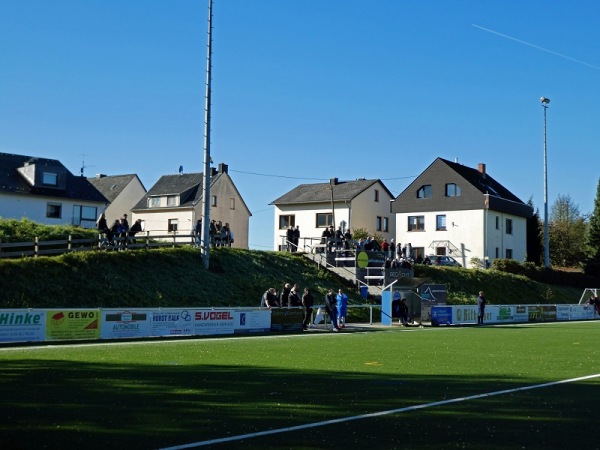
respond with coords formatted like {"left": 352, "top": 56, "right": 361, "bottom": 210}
{"left": 584, "top": 178, "right": 600, "bottom": 276}
{"left": 548, "top": 194, "right": 587, "bottom": 267}
{"left": 526, "top": 197, "right": 543, "bottom": 265}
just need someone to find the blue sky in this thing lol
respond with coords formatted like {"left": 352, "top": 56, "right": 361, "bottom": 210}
{"left": 2, "top": 1, "right": 599, "bottom": 249}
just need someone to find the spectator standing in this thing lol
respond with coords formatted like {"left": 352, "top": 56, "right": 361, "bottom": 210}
{"left": 129, "top": 219, "right": 143, "bottom": 245}
{"left": 96, "top": 213, "right": 113, "bottom": 244}
{"left": 301, "top": 287, "right": 314, "bottom": 330}
{"left": 286, "top": 227, "right": 294, "bottom": 252}
{"left": 381, "top": 239, "right": 389, "bottom": 255}
{"left": 336, "top": 288, "right": 349, "bottom": 329}
{"left": 477, "top": 291, "right": 487, "bottom": 325}
{"left": 261, "top": 288, "right": 278, "bottom": 308}
{"left": 343, "top": 229, "right": 352, "bottom": 251}
{"left": 389, "top": 239, "right": 396, "bottom": 259}
{"left": 288, "top": 285, "right": 302, "bottom": 307}
{"left": 193, "top": 219, "right": 202, "bottom": 247}
{"left": 325, "top": 288, "right": 339, "bottom": 331}
{"left": 292, "top": 225, "right": 300, "bottom": 252}
{"left": 280, "top": 283, "right": 292, "bottom": 307}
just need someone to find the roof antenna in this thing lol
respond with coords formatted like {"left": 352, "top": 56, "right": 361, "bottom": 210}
{"left": 80, "top": 154, "right": 94, "bottom": 177}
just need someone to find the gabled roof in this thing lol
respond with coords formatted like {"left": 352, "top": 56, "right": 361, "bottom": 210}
{"left": 439, "top": 158, "right": 523, "bottom": 203}
{"left": 0, "top": 152, "right": 107, "bottom": 202}
{"left": 392, "top": 157, "right": 532, "bottom": 217}
{"left": 88, "top": 174, "right": 145, "bottom": 203}
{"left": 270, "top": 178, "right": 393, "bottom": 205}
{"left": 132, "top": 172, "right": 227, "bottom": 211}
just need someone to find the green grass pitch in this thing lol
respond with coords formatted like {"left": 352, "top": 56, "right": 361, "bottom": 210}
{"left": 1, "top": 321, "right": 599, "bottom": 449}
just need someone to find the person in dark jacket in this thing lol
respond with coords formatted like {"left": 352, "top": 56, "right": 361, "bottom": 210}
{"left": 261, "top": 288, "right": 278, "bottom": 308}
{"left": 325, "top": 289, "right": 339, "bottom": 331}
{"left": 302, "top": 287, "right": 314, "bottom": 330}
{"left": 477, "top": 291, "right": 487, "bottom": 325}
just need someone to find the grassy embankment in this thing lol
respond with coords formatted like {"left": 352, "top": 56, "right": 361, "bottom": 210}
{"left": 0, "top": 247, "right": 587, "bottom": 309}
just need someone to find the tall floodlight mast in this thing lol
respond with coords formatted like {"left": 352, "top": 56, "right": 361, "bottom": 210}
{"left": 201, "top": 0, "right": 213, "bottom": 269}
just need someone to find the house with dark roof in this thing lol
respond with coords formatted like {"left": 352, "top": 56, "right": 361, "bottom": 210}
{"left": 0, "top": 152, "right": 107, "bottom": 227}
{"left": 270, "top": 178, "right": 396, "bottom": 251}
{"left": 391, "top": 157, "right": 533, "bottom": 268}
{"left": 88, "top": 174, "right": 146, "bottom": 223}
{"left": 131, "top": 163, "right": 251, "bottom": 248}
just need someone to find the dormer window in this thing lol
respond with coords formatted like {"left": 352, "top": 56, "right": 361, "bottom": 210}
{"left": 445, "top": 183, "right": 461, "bottom": 197}
{"left": 150, "top": 197, "right": 160, "bottom": 207}
{"left": 417, "top": 185, "right": 432, "bottom": 199}
{"left": 167, "top": 195, "right": 177, "bottom": 206}
{"left": 42, "top": 172, "right": 58, "bottom": 186}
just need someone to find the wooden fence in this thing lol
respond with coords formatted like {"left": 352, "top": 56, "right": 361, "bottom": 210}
{"left": 0, "top": 232, "right": 200, "bottom": 259}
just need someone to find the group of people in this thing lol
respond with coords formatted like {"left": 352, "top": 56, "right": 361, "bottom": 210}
{"left": 261, "top": 283, "right": 350, "bottom": 331}
{"left": 96, "top": 212, "right": 143, "bottom": 249}
{"left": 193, "top": 219, "right": 234, "bottom": 248}
{"left": 320, "top": 226, "right": 353, "bottom": 252}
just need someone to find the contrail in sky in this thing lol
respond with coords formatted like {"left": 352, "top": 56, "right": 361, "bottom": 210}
{"left": 472, "top": 24, "right": 600, "bottom": 70}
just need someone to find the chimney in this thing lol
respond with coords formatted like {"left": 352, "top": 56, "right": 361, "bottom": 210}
{"left": 478, "top": 163, "right": 486, "bottom": 177}
{"left": 330, "top": 177, "right": 339, "bottom": 186}
{"left": 95, "top": 174, "right": 107, "bottom": 179}
{"left": 218, "top": 163, "right": 228, "bottom": 174}
{"left": 210, "top": 167, "right": 217, "bottom": 177}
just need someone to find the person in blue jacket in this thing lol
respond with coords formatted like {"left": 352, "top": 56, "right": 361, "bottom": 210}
{"left": 336, "top": 288, "right": 349, "bottom": 329}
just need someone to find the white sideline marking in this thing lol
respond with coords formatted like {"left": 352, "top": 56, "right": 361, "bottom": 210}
{"left": 160, "top": 373, "right": 600, "bottom": 449}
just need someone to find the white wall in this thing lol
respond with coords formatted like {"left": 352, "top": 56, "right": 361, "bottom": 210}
{"left": 395, "top": 209, "right": 527, "bottom": 268}
{"left": 0, "top": 193, "right": 105, "bottom": 228}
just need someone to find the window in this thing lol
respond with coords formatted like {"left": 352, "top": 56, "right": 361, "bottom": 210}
{"left": 72, "top": 205, "right": 97, "bottom": 225}
{"left": 42, "top": 172, "right": 58, "bottom": 186}
{"left": 279, "top": 215, "right": 295, "bottom": 229}
{"left": 495, "top": 216, "right": 500, "bottom": 230}
{"left": 316, "top": 213, "right": 333, "bottom": 228}
{"left": 230, "top": 198, "right": 235, "bottom": 210}
{"left": 167, "top": 195, "right": 177, "bottom": 206}
{"left": 505, "top": 249, "right": 513, "bottom": 259}
{"left": 150, "top": 197, "right": 160, "bottom": 207}
{"left": 436, "top": 214, "right": 447, "bottom": 231}
{"left": 445, "top": 183, "right": 461, "bottom": 197}
{"left": 46, "top": 203, "right": 62, "bottom": 219}
{"left": 383, "top": 217, "right": 389, "bottom": 232}
{"left": 417, "top": 185, "right": 432, "bottom": 199}
{"left": 374, "top": 189, "right": 379, "bottom": 202}
{"left": 408, "top": 215, "right": 425, "bottom": 231}
{"left": 168, "top": 219, "right": 178, "bottom": 232}
{"left": 210, "top": 195, "right": 217, "bottom": 207}
{"left": 506, "top": 218, "right": 513, "bottom": 235}
{"left": 376, "top": 216, "right": 382, "bottom": 231}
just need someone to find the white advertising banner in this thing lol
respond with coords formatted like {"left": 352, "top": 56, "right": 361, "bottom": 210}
{"left": 193, "top": 309, "right": 236, "bottom": 335}
{"left": 100, "top": 309, "right": 153, "bottom": 339}
{"left": 570, "top": 305, "right": 595, "bottom": 320}
{"left": 556, "top": 305, "right": 571, "bottom": 321}
{"left": 0, "top": 309, "right": 46, "bottom": 342}
{"left": 150, "top": 309, "right": 194, "bottom": 336}
{"left": 233, "top": 309, "right": 271, "bottom": 334}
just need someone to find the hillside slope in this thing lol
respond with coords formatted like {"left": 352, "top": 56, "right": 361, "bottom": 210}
{"left": 0, "top": 247, "right": 585, "bottom": 309}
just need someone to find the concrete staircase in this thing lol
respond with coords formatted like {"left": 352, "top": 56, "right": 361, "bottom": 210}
{"left": 302, "top": 252, "right": 383, "bottom": 299}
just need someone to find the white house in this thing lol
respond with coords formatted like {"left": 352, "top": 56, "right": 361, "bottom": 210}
{"left": 131, "top": 163, "right": 251, "bottom": 249}
{"left": 270, "top": 178, "right": 396, "bottom": 251}
{"left": 88, "top": 173, "right": 147, "bottom": 223}
{"left": 391, "top": 158, "right": 533, "bottom": 268}
{"left": 0, "top": 152, "right": 107, "bottom": 228}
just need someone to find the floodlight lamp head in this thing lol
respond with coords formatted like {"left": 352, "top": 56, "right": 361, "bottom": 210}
{"left": 540, "top": 97, "right": 550, "bottom": 104}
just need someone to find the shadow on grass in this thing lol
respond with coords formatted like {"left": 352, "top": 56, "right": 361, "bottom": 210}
{"left": 1, "top": 359, "right": 599, "bottom": 449}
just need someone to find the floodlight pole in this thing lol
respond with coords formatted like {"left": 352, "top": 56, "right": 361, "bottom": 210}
{"left": 201, "top": 0, "right": 213, "bottom": 269}
{"left": 541, "top": 97, "right": 550, "bottom": 268}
